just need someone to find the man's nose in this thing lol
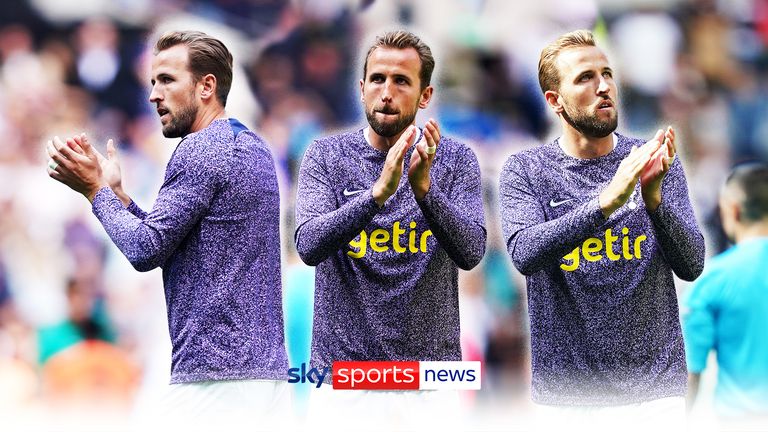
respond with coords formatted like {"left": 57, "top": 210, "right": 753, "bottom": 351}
{"left": 380, "top": 80, "right": 393, "bottom": 102}
{"left": 149, "top": 84, "right": 162, "bottom": 103}
{"left": 597, "top": 76, "right": 610, "bottom": 95}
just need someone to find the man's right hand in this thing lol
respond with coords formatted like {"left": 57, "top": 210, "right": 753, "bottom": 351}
{"left": 51, "top": 134, "right": 132, "bottom": 207}
{"left": 87, "top": 137, "right": 131, "bottom": 207}
{"left": 598, "top": 130, "right": 663, "bottom": 218}
{"left": 47, "top": 133, "right": 107, "bottom": 203}
{"left": 372, "top": 125, "right": 418, "bottom": 207}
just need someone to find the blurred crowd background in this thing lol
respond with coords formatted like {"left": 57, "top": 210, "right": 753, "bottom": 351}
{"left": 1, "top": 0, "right": 766, "bottom": 429}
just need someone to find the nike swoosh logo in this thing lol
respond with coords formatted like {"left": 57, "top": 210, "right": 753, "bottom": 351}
{"left": 343, "top": 188, "right": 366, "bottom": 196}
{"left": 549, "top": 198, "right": 573, "bottom": 207}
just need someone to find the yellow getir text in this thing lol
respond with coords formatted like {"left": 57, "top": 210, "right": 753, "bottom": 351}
{"left": 560, "top": 227, "right": 647, "bottom": 271}
{"left": 348, "top": 221, "right": 432, "bottom": 258}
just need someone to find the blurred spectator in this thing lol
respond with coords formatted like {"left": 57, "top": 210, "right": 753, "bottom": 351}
{"left": 72, "top": 18, "right": 145, "bottom": 132}
{"left": 187, "top": 0, "right": 289, "bottom": 38}
{"left": 37, "top": 277, "right": 115, "bottom": 364}
{"left": 41, "top": 338, "right": 138, "bottom": 406}
{"left": 610, "top": 9, "right": 682, "bottom": 134}
{"left": 0, "top": 292, "right": 37, "bottom": 411}
{"left": 683, "top": 162, "right": 768, "bottom": 420}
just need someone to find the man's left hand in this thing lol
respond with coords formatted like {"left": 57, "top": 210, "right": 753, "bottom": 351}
{"left": 408, "top": 118, "right": 440, "bottom": 200}
{"left": 47, "top": 133, "right": 108, "bottom": 203}
{"left": 640, "top": 126, "right": 676, "bottom": 211}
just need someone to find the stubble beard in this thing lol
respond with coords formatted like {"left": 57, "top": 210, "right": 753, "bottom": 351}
{"left": 161, "top": 94, "right": 199, "bottom": 138}
{"left": 561, "top": 101, "right": 618, "bottom": 139}
{"left": 366, "top": 103, "right": 419, "bottom": 138}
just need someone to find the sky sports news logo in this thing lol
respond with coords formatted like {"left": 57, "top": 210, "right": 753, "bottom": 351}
{"left": 287, "top": 361, "right": 481, "bottom": 390}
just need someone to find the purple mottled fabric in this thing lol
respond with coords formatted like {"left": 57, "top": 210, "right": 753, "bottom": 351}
{"left": 295, "top": 128, "right": 486, "bottom": 369}
{"left": 92, "top": 118, "right": 287, "bottom": 383}
{"left": 499, "top": 132, "right": 705, "bottom": 406}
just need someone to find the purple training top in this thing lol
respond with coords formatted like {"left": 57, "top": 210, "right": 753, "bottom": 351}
{"left": 499, "top": 132, "right": 705, "bottom": 406}
{"left": 295, "top": 128, "right": 486, "bottom": 370}
{"left": 92, "top": 118, "right": 288, "bottom": 383}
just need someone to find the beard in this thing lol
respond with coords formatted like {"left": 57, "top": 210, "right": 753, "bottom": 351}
{"left": 561, "top": 100, "right": 618, "bottom": 139}
{"left": 366, "top": 104, "right": 418, "bottom": 138}
{"left": 161, "top": 99, "right": 198, "bottom": 138}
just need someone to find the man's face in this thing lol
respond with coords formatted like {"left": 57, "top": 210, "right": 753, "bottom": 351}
{"left": 149, "top": 44, "right": 199, "bottom": 138}
{"left": 360, "top": 47, "right": 431, "bottom": 137}
{"left": 553, "top": 46, "right": 618, "bottom": 138}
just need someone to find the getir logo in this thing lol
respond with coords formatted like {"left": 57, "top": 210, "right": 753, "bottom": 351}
{"left": 561, "top": 227, "right": 647, "bottom": 271}
{"left": 348, "top": 221, "right": 433, "bottom": 259}
{"left": 332, "top": 361, "right": 481, "bottom": 390}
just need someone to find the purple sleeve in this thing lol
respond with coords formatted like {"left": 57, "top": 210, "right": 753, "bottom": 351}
{"left": 647, "top": 159, "right": 705, "bottom": 281}
{"left": 294, "top": 142, "right": 381, "bottom": 266}
{"left": 499, "top": 155, "right": 606, "bottom": 275}
{"left": 92, "top": 147, "right": 224, "bottom": 272}
{"left": 126, "top": 199, "right": 148, "bottom": 219}
{"left": 416, "top": 146, "right": 486, "bottom": 270}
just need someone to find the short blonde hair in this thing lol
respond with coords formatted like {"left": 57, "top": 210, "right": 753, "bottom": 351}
{"left": 155, "top": 30, "right": 233, "bottom": 106}
{"left": 363, "top": 30, "right": 435, "bottom": 90}
{"left": 538, "top": 29, "right": 596, "bottom": 93}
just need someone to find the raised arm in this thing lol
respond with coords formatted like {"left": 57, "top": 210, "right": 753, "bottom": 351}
{"left": 47, "top": 132, "right": 225, "bottom": 272}
{"left": 640, "top": 127, "right": 705, "bottom": 281}
{"left": 646, "top": 158, "right": 705, "bottom": 281}
{"left": 415, "top": 142, "right": 486, "bottom": 270}
{"left": 93, "top": 137, "right": 225, "bottom": 271}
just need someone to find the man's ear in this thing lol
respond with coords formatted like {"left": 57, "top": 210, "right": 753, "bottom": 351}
{"left": 199, "top": 73, "right": 217, "bottom": 101}
{"left": 544, "top": 89, "right": 563, "bottom": 114}
{"left": 418, "top": 85, "right": 433, "bottom": 109}
{"left": 732, "top": 202, "right": 742, "bottom": 224}
{"left": 719, "top": 194, "right": 741, "bottom": 241}
{"left": 359, "top": 79, "right": 365, "bottom": 103}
